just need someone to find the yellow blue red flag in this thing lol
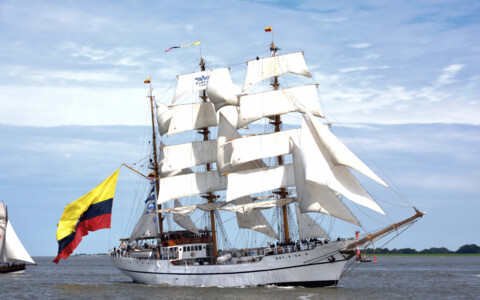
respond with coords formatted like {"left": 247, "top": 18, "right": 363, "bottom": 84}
{"left": 53, "top": 169, "right": 120, "bottom": 263}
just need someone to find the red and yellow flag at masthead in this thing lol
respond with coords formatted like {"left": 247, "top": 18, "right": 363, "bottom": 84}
{"left": 144, "top": 78, "right": 151, "bottom": 84}
{"left": 53, "top": 169, "right": 120, "bottom": 263}
{"left": 265, "top": 26, "right": 272, "bottom": 32}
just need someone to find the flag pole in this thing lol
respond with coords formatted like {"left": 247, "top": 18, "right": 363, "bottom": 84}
{"left": 271, "top": 25, "right": 275, "bottom": 45}
{"left": 199, "top": 41, "right": 202, "bottom": 60}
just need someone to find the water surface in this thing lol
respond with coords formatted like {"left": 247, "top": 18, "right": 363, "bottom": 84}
{"left": 1, "top": 256, "right": 479, "bottom": 299}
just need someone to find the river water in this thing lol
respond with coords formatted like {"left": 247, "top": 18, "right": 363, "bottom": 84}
{"left": 1, "top": 256, "right": 479, "bottom": 299}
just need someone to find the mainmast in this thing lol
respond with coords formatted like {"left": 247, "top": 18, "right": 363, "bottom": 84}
{"left": 269, "top": 41, "right": 290, "bottom": 242}
{"left": 147, "top": 82, "right": 164, "bottom": 234}
{"left": 198, "top": 57, "right": 218, "bottom": 260}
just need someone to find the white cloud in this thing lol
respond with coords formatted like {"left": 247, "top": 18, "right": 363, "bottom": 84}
{"left": 339, "top": 66, "right": 369, "bottom": 73}
{"left": 0, "top": 0, "right": 478, "bottom": 127}
{"left": 350, "top": 43, "right": 371, "bottom": 48}
{"left": 436, "top": 64, "right": 464, "bottom": 85}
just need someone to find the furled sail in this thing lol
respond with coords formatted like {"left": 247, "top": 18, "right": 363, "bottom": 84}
{"left": 156, "top": 201, "right": 227, "bottom": 215}
{"left": 221, "top": 198, "right": 295, "bottom": 213}
{"left": 173, "top": 69, "right": 228, "bottom": 103}
{"left": 129, "top": 184, "right": 158, "bottom": 241}
{"left": 226, "top": 164, "right": 295, "bottom": 202}
{"left": 237, "top": 85, "right": 323, "bottom": 128}
{"left": 295, "top": 205, "right": 329, "bottom": 239}
{"left": 229, "top": 129, "right": 300, "bottom": 166}
{"left": 173, "top": 200, "right": 200, "bottom": 235}
{"left": 206, "top": 68, "right": 241, "bottom": 110}
{"left": 292, "top": 142, "right": 360, "bottom": 226}
{"left": 157, "top": 171, "right": 227, "bottom": 204}
{"left": 243, "top": 52, "right": 312, "bottom": 91}
{"left": 160, "top": 140, "right": 217, "bottom": 173}
{"left": 299, "top": 117, "right": 385, "bottom": 215}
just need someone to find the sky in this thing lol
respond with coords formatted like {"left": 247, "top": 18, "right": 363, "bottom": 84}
{"left": 0, "top": 0, "right": 479, "bottom": 257}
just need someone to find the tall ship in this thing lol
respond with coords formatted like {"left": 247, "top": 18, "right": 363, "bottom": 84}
{"left": 0, "top": 201, "right": 35, "bottom": 273}
{"left": 109, "top": 40, "right": 424, "bottom": 287}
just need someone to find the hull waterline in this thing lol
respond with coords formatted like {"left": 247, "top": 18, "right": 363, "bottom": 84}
{"left": 111, "top": 240, "right": 353, "bottom": 287}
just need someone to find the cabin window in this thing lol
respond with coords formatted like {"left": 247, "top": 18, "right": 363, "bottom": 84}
{"left": 186, "top": 246, "right": 190, "bottom": 251}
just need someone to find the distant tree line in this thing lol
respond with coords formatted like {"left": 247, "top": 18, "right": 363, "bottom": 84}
{"left": 365, "top": 244, "right": 480, "bottom": 255}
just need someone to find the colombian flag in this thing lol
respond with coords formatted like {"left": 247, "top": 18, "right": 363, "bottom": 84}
{"left": 265, "top": 26, "right": 272, "bottom": 32}
{"left": 144, "top": 78, "right": 151, "bottom": 84}
{"left": 53, "top": 169, "right": 120, "bottom": 263}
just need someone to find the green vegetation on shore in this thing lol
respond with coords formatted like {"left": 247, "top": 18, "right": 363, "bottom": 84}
{"left": 364, "top": 243, "right": 480, "bottom": 256}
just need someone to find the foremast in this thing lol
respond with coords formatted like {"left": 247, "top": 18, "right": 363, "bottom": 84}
{"left": 147, "top": 81, "right": 163, "bottom": 234}
{"left": 269, "top": 41, "right": 290, "bottom": 242}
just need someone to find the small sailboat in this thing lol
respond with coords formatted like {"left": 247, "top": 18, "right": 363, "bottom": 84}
{"left": 0, "top": 201, "right": 35, "bottom": 273}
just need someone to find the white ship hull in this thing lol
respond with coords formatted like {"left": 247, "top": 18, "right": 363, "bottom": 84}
{"left": 111, "top": 240, "right": 353, "bottom": 287}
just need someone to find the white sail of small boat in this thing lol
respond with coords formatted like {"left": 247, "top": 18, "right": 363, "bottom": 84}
{"left": 103, "top": 37, "right": 424, "bottom": 287}
{"left": 0, "top": 201, "right": 35, "bottom": 273}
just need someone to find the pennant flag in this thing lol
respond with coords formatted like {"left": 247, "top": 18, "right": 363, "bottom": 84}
{"left": 165, "top": 41, "right": 201, "bottom": 53}
{"left": 144, "top": 78, "right": 151, "bottom": 84}
{"left": 53, "top": 169, "right": 120, "bottom": 263}
{"left": 265, "top": 26, "right": 272, "bottom": 32}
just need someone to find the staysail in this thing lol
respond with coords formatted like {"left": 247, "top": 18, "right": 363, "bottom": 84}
{"left": 129, "top": 183, "right": 159, "bottom": 241}
{"left": 295, "top": 205, "right": 329, "bottom": 240}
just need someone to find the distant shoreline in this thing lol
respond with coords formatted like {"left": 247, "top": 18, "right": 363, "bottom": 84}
{"left": 372, "top": 253, "right": 480, "bottom": 257}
